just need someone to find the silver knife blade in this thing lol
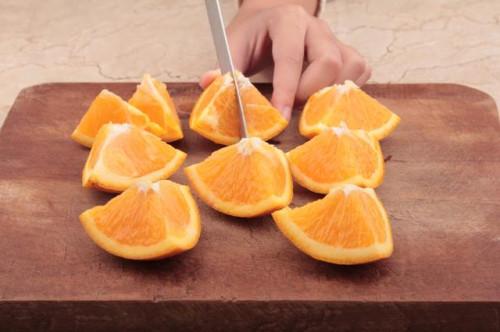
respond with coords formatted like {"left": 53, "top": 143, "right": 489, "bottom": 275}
{"left": 205, "top": 0, "right": 248, "bottom": 138}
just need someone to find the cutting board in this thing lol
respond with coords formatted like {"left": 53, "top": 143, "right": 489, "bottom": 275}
{"left": 0, "top": 83, "right": 499, "bottom": 331}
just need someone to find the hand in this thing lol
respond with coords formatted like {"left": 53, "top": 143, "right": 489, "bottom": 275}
{"left": 200, "top": 2, "right": 371, "bottom": 120}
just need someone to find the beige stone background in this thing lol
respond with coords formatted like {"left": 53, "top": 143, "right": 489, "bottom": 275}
{"left": 1, "top": 0, "right": 499, "bottom": 128}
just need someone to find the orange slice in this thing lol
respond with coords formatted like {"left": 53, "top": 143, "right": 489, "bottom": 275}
{"left": 272, "top": 184, "right": 393, "bottom": 265}
{"left": 129, "top": 74, "right": 183, "bottom": 142}
{"left": 71, "top": 89, "right": 163, "bottom": 147}
{"left": 190, "top": 72, "right": 288, "bottom": 145}
{"left": 83, "top": 123, "right": 186, "bottom": 192}
{"left": 287, "top": 124, "right": 384, "bottom": 193}
{"left": 300, "top": 80, "right": 400, "bottom": 140}
{"left": 80, "top": 180, "right": 201, "bottom": 260}
{"left": 185, "top": 137, "right": 293, "bottom": 217}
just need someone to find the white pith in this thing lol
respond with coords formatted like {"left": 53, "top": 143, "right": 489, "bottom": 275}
{"left": 237, "top": 137, "right": 262, "bottom": 156}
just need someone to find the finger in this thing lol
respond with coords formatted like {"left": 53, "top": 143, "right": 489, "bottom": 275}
{"left": 335, "top": 41, "right": 368, "bottom": 84}
{"left": 296, "top": 19, "right": 342, "bottom": 102}
{"left": 268, "top": 8, "right": 309, "bottom": 119}
{"left": 226, "top": 27, "right": 251, "bottom": 74}
{"left": 355, "top": 65, "right": 372, "bottom": 86}
{"left": 227, "top": 21, "right": 274, "bottom": 76}
{"left": 199, "top": 69, "right": 221, "bottom": 89}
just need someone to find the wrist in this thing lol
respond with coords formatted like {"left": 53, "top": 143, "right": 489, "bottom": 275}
{"left": 239, "top": 0, "right": 318, "bottom": 16}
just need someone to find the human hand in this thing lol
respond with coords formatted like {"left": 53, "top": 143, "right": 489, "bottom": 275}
{"left": 200, "top": 1, "right": 371, "bottom": 120}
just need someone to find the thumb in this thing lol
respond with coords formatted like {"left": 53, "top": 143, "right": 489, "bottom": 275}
{"left": 199, "top": 69, "right": 221, "bottom": 89}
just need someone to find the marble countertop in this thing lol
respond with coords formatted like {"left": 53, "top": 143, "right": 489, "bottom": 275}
{"left": 1, "top": 0, "right": 499, "bottom": 128}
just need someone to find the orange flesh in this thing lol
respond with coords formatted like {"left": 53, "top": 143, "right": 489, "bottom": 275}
{"left": 129, "top": 85, "right": 165, "bottom": 128}
{"left": 92, "top": 182, "right": 190, "bottom": 246}
{"left": 245, "top": 104, "right": 286, "bottom": 135}
{"left": 191, "top": 143, "right": 285, "bottom": 204}
{"left": 153, "top": 79, "right": 178, "bottom": 122}
{"left": 190, "top": 76, "right": 224, "bottom": 121}
{"left": 86, "top": 131, "right": 107, "bottom": 172}
{"left": 88, "top": 126, "right": 178, "bottom": 177}
{"left": 191, "top": 74, "right": 287, "bottom": 142}
{"left": 198, "top": 87, "right": 283, "bottom": 137}
{"left": 75, "top": 91, "right": 148, "bottom": 138}
{"left": 101, "top": 129, "right": 178, "bottom": 177}
{"left": 288, "top": 131, "right": 378, "bottom": 182}
{"left": 129, "top": 77, "right": 181, "bottom": 137}
{"left": 325, "top": 89, "right": 392, "bottom": 130}
{"left": 303, "top": 88, "right": 336, "bottom": 125}
{"left": 209, "top": 86, "right": 239, "bottom": 137}
{"left": 241, "top": 86, "right": 285, "bottom": 134}
{"left": 212, "top": 86, "right": 285, "bottom": 136}
{"left": 288, "top": 190, "right": 386, "bottom": 248}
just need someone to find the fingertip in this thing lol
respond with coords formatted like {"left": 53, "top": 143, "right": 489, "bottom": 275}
{"left": 355, "top": 65, "right": 372, "bottom": 86}
{"left": 280, "top": 106, "right": 292, "bottom": 121}
{"left": 199, "top": 69, "right": 221, "bottom": 89}
{"left": 272, "top": 95, "right": 293, "bottom": 121}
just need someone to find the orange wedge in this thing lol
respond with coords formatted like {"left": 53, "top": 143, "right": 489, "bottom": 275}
{"left": 300, "top": 80, "right": 400, "bottom": 140}
{"left": 272, "top": 184, "right": 393, "bottom": 265}
{"left": 287, "top": 124, "right": 384, "bottom": 193}
{"left": 80, "top": 180, "right": 201, "bottom": 260}
{"left": 71, "top": 89, "right": 163, "bottom": 147}
{"left": 129, "top": 74, "right": 183, "bottom": 142}
{"left": 190, "top": 72, "right": 288, "bottom": 145}
{"left": 83, "top": 123, "right": 186, "bottom": 192}
{"left": 185, "top": 137, "right": 293, "bottom": 217}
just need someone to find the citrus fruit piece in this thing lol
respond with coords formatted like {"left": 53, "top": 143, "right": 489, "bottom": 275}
{"left": 80, "top": 180, "right": 201, "bottom": 260}
{"left": 190, "top": 72, "right": 288, "bottom": 145}
{"left": 287, "top": 124, "right": 384, "bottom": 193}
{"left": 129, "top": 74, "right": 183, "bottom": 142}
{"left": 71, "top": 89, "right": 163, "bottom": 147}
{"left": 184, "top": 137, "right": 293, "bottom": 217}
{"left": 83, "top": 123, "right": 186, "bottom": 192}
{"left": 272, "top": 184, "right": 393, "bottom": 265}
{"left": 300, "top": 80, "right": 400, "bottom": 140}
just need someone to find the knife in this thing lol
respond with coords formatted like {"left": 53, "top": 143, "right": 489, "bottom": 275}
{"left": 205, "top": 0, "right": 249, "bottom": 138}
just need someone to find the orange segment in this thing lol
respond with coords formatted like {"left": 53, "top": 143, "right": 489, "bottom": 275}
{"left": 129, "top": 74, "right": 183, "bottom": 142}
{"left": 71, "top": 89, "right": 163, "bottom": 147}
{"left": 80, "top": 180, "right": 201, "bottom": 260}
{"left": 185, "top": 137, "right": 293, "bottom": 217}
{"left": 83, "top": 124, "right": 186, "bottom": 192}
{"left": 190, "top": 72, "right": 288, "bottom": 145}
{"left": 300, "top": 81, "right": 400, "bottom": 140}
{"left": 272, "top": 184, "right": 393, "bottom": 265}
{"left": 287, "top": 125, "right": 384, "bottom": 193}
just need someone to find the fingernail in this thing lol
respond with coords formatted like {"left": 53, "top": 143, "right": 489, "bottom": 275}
{"left": 279, "top": 106, "right": 292, "bottom": 121}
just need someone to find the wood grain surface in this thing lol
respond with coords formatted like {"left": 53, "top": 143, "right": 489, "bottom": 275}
{"left": 0, "top": 82, "right": 499, "bottom": 331}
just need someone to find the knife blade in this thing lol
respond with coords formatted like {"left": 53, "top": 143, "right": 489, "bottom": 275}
{"left": 205, "top": 0, "right": 248, "bottom": 138}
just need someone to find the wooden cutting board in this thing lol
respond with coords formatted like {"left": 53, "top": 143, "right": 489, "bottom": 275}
{"left": 0, "top": 83, "right": 499, "bottom": 331}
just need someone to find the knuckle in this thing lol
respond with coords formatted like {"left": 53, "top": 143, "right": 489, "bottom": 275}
{"left": 275, "top": 53, "right": 303, "bottom": 66}
{"left": 365, "top": 65, "right": 372, "bottom": 77}
{"left": 348, "top": 58, "right": 367, "bottom": 76}
{"left": 320, "top": 54, "right": 342, "bottom": 74}
{"left": 268, "top": 5, "right": 309, "bottom": 35}
{"left": 316, "top": 19, "right": 331, "bottom": 31}
{"left": 282, "top": 4, "right": 307, "bottom": 16}
{"left": 272, "top": 4, "right": 308, "bottom": 22}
